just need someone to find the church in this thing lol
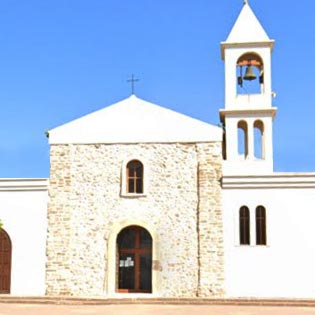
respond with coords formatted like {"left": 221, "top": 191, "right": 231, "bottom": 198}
{"left": 1, "top": 2, "right": 315, "bottom": 298}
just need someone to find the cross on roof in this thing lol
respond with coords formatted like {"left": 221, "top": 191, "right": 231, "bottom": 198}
{"left": 243, "top": 0, "right": 248, "bottom": 4}
{"left": 127, "top": 74, "right": 140, "bottom": 95}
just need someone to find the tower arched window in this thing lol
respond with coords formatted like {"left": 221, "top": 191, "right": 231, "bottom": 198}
{"left": 237, "top": 120, "right": 248, "bottom": 159}
{"left": 254, "top": 120, "right": 264, "bottom": 159}
{"left": 256, "top": 206, "right": 267, "bottom": 245}
{"left": 126, "top": 160, "right": 144, "bottom": 194}
{"left": 239, "top": 206, "right": 250, "bottom": 245}
{"left": 236, "top": 52, "right": 264, "bottom": 95}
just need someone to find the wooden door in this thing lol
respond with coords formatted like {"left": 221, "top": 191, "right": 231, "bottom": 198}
{"left": 117, "top": 226, "right": 152, "bottom": 293}
{"left": 0, "top": 229, "right": 11, "bottom": 294}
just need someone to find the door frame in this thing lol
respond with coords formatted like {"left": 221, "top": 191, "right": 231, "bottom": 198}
{"left": 117, "top": 226, "right": 152, "bottom": 293}
{"left": 107, "top": 220, "right": 159, "bottom": 296}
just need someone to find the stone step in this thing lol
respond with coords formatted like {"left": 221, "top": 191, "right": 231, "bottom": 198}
{"left": 1, "top": 296, "right": 315, "bottom": 307}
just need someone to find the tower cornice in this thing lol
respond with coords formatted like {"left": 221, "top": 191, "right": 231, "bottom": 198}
{"left": 219, "top": 108, "right": 277, "bottom": 122}
{"left": 221, "top": 40, "right": 275, "bottom": 60}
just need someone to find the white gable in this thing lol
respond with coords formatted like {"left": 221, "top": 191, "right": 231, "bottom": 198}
{"left": 48, "top": 95, "right": 222, "bottom": 144}
{"left": 225, "top": 3, "right": 270, "bottom": 43}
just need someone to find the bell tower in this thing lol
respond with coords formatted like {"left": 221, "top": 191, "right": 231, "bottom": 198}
{"left": 220, "top": 1, "right": 277, "bottom": 175}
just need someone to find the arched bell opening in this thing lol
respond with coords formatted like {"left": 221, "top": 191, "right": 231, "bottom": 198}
{"left": 254, "top": 120, "right": 265, "bottom": 160}
{"left": 237, "top": 120, "right": 248, "bottom": 159}
{"left": 236, "top": 52, "right": 264, "bottom": 95}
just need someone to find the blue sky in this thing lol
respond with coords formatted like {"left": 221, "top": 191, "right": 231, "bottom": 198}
{"left": 0, "top": 0, "right": 313, "bottom": 177}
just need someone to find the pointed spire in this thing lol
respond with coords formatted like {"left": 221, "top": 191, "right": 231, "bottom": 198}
{"left": 225, "top": 2, "right": 270, "bottom": 43}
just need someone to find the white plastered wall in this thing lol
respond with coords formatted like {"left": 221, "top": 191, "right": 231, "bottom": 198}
{"left": 0, "top": 180, "right": 48, "bottom": 296}
{"left": 223, "top": 184, "right": 315, "bottom": 298}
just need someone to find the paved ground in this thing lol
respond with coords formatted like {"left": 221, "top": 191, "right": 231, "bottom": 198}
{"left": 1, "top": 303, "right": 315, "bottom": 315}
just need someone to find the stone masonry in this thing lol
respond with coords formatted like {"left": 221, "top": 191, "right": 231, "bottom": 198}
{"left": 46, "top": 142, "right": 224, "bottom": 297}
{"left": 196, "top": 143, "right": 224, "bottom": 297}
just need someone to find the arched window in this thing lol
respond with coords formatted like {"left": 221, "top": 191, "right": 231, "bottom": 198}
{"left": 256, "top": 206, "right": 267, "bottom": 245}
{"left": 126, "top": 160, "right": 143, "bottom": 194}
{"left": 254, "top": 120, "right": 264, "bottom": 159}
{"left": 239, "top": 206, "right": 250, "bottom": 245}
{"left": 238, "top": 120, "right": 248, "bottom": 159}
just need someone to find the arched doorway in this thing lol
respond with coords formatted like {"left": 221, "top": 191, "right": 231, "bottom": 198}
{"left": 0, "top": 229, "right": 11, "bottom": 294}
{"left": 117, "top": 226, "right": 152, "bottom": 293}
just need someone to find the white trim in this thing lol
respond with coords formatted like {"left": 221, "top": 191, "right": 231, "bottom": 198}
{"left": 222, "top": 173, "right": 315, "bottom": 189}
{"left": 0, "top": 179, "right": 48, "bottom": 191}
{"left": 221, "top": 41, "right": 275, "bottom": 60}
{"left": 220, "top": 108, "right": 277, "bottom": 120}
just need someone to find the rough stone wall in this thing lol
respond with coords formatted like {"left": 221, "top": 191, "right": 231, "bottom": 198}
{"left": 196, "top": 143, "right": 225, "bottom": 297}
{"left": 46, "top": 142, "right": 224, "bottom": 297}
{"left": 46, "top": 145, "right": 73, "bottom": 295}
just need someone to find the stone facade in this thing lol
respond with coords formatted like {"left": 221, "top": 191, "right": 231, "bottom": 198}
{"left": 196, "top": 143, "right": 224, "bottom": 297}
{"left": 46, "top": 142, "right": 224, "bottom": 297}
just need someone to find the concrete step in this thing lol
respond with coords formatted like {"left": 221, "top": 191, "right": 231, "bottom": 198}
{"left": 1, "top": 296, "right": 315, "bottom": 307}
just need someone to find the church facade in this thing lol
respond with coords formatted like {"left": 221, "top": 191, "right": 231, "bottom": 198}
{"left": 46, "top": 98, "right": 224, "bottom": 297}
{"left": 1, "top": 2, "right": 315, "bottom": 298}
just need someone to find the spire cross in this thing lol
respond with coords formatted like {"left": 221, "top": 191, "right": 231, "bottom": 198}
{"left": 243, "top": 0, "right": 248, "bottom": 4}
{"left": 127, "top": 74, "right": 140, "bottom": 95}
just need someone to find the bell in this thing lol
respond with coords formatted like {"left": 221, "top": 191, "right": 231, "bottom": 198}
{"left": 243, "top": 65, "right": 256, "bottom": 81}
